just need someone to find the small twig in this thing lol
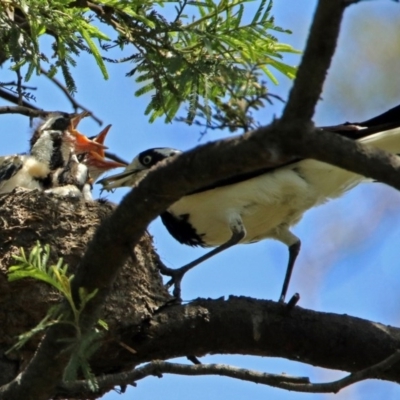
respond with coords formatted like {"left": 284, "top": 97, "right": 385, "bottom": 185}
{"left": 116, "top": 340, "right": 137, "bottom": 355}
{"left": 0, "top": 106, "right": 47, "bottom": 118}
{"left": 0, "top": 81, "right": 36, "bottom": 90}
{"left": 40, "top": 67, "right": 103, "bottom": 126}
{"left": 174, "top": 0, "right": 188, "bottom": 23}
{"left": 57, "top": 351, "right": 400, "bottom": 398}
{"left": 286, "top": 349, "right": 400, "bottom": 393}
{"left": 16, "top": 69, "right": 23, "bottom": 106}
{"left": 57, "top": 361, "right": 310, "bottom": 398}
{"left": 0, "top": 87, "right": 40, "bottom": 109}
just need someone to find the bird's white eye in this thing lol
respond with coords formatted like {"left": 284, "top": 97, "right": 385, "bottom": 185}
{"left": 142, "top": 155, "right": 152, "bottom": 165}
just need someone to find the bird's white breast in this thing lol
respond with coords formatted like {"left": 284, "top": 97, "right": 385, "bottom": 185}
{"left": 167, "top": 159, "right": 364, "bottom": 247}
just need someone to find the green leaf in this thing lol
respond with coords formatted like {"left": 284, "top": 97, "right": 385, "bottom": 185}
{"left": 252, "top": 0, "right": 267, "bottom": 24}
{"left": 79, "top": 27, "right": 109, "bottom": 80}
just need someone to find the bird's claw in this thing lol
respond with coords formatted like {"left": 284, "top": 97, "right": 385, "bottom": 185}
{"left": 163, "top": 268, "right": 186, "bottom": 301}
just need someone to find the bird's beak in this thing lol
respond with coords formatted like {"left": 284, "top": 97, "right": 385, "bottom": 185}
{"left": 97, "top": 168, "right": 142, "bottom": 189}
{"left": 93, "top": 125, "right": 112, "bottom": 157}
{"left": 87, "top": 151, "right": 127, "bottom": 170}
{"left": 70, "top": 111, "right": 90, "bottom": 129}
{"left": 73, "top": 131, "right": 108, "bottom": 154}
{"left": 68, "top": 111, "right": 107, "bottom": 153}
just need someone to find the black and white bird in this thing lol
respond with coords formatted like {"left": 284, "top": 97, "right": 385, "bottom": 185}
{"left": 46, "top": 151, "right": 93, "bottom": 200}
{"left": 31, "top": 112, "right": 107, "bottom": 159}
{"left": 0, "top": 153, "right": 50, "bottom": 194}
{"left": 48, "top": 124, "right": 127, "bottom": 200}
{"left": 98, "top": 104, "right": 400, "bottom": 302}
{"left": 0, "top": 113, "right": 105, "bottom": 196}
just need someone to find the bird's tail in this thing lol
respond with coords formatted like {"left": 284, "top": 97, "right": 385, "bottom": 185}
{"left": 328, "top": 104, "right": 400, "bottom": 153}
{"left": 359, "top": 126, "right": 400, "bottom": 153}
{"left": 298, "top": 104, "right": 400, "bottom": 201}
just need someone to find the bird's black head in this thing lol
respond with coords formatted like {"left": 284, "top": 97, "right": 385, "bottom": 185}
{"left": 137, "top": 148, "right": 181, "bottom": 169}
{"left": 97, "top": 147, "right": 181, "bottom": 190}
{"left": 30, "top": 114, "right": 71, "bottom": 149}
{"left": 45, "top": 116, "right": 71, "bottom": 131}
{"left": 39, "top": 113, "right": 72, "bottom": 132}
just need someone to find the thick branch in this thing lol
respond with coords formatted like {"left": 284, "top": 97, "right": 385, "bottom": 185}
{"left": 123, "top": 298, "right": 400, "bottom": 382}
{"left": 281, "top": 0, "right": 345, "bottom": 124}
{"left": 281, "top": 124, "right": 400, "bottom": 190}
{"left": 56, "top": 298, "right": 400, "bottom": 398}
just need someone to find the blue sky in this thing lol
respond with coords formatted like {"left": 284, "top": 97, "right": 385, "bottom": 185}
{"left": 2, "top": 1, "right": 400, "bottom": 399}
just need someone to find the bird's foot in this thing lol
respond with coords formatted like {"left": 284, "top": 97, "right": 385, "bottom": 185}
{"left": 164, "top": 267, "right": 187, "bottom": 301}
{"left": 278, "top": 293, "right": 300, "bottom": 312}
{"left": 156, "top": 261, "right": 188, "bottom": 301}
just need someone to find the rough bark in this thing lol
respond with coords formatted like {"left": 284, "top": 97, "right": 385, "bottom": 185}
{"left": 0, "top": 189, "right": 170, "bottom": 390}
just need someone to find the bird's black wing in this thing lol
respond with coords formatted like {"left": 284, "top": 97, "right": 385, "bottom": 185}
{"left": 321, "top": 104, "right": 400, "bottom": 139}
{"left": 0, "top": 156, "right": 24, "bottom": 187}
{"left": 189, "top": 104, "right": 400, "bottom": 195}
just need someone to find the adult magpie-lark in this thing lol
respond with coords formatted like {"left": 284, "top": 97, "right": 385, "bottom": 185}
{"left": 98, "top": 104, "right": 400, "bottom": 302}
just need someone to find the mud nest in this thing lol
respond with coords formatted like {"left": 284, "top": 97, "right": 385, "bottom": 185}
{"left": 0, "top": 189, "right": 170, "bottom": 384}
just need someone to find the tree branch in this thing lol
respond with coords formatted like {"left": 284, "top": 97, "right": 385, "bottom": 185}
{"left": 40, "top": 67, "right": 103, "bottom": 126}
{"left": 281, "top": 0, "right": 345, "bottom": 124}
{"left": 57, "top": 361, "right": 310, "bottom": 398}
{"left": 0, "top": 88, "right": 40, "bottom": 110}
{"left": 112, "top": 297, "right": 400, "bottom": 382}
{"left": 58, "top": 350, "right": 400, "bottom": 398}
{"left": 0, "top": 106, "right": 47, "bottom": 118}
{"left": 296, "top": 350, "right": 400, "bottom": 393}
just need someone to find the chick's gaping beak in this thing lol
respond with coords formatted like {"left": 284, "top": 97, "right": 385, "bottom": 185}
{"left": 73, "top": 131, "right": 108, "bottom": 154}
{"left": 87, "top": 151, "right": 128, "bottom": 171}
{"left": 92, "top": 124, "right": 112, "bottom": 157}
{"left": 70, "top": 111, "right": 90, "bottom": 129}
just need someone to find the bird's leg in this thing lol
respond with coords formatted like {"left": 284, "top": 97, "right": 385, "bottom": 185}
{"left": 278, "top": 235, "right": 301, "bottom": 303}
{"left": 160, "top": 218, "right": 246, "bottom": 300}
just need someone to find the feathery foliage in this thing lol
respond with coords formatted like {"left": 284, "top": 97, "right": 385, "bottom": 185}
{"left": 7, "top": 242, "right": 107, "bottom": 391}
{"left": 0, "top": 0, "right": 298, "bottom": 123}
